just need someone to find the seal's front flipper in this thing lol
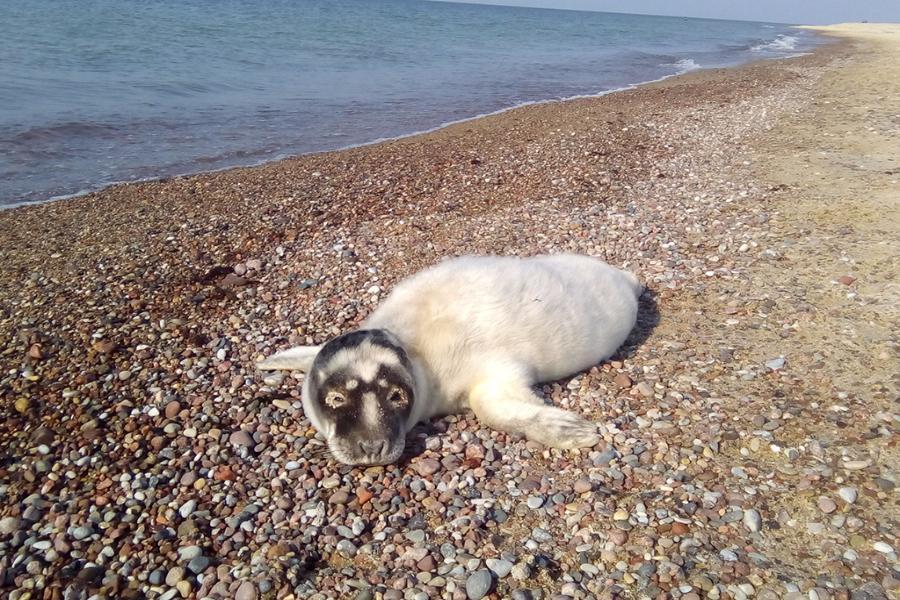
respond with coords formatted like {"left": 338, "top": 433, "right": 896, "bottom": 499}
{"left": 468, "top": 375, "right": 600, "bottom": 449}
{"left": 256, "top": 345, "right": 322, "bottom": 372}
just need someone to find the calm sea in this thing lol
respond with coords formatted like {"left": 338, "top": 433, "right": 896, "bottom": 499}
{"left": 0, "top": 0, "right": 821, "bottom": 206}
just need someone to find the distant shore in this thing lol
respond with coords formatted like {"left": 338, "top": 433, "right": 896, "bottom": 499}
{"left": 1, "top": 25, "right": 897, "bottom": 600}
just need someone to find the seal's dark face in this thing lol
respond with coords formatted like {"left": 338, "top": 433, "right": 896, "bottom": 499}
{"left": 305, "top": 330, "right": 415, "bottom": 465}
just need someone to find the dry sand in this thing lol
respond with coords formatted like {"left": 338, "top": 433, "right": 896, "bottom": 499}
{"left": 0, "top": 23, "right": 897, "bottom": 600}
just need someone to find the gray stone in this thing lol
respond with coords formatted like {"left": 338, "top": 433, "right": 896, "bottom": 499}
{"left": 337, "top": 540, "right": 358, "bottom": 557}
{"left": 187, "top": 555, "right": 211, "bottom": 574}
{"left": 405, "top": 530, "right": 426, "bottom": 544}
{"left": 765, "top": 357, "right": 786, "bottom": 370}
{"left": 838, "top": 487, "right": 858, "bottom": 504}
{"left": 466, "top": 570, "right": 493, "bottom": 599}
{"left": 178, "top": 499, "right": 196, "bottom": 519}
{"left": 743, "top": 509, "right": 762, "bottom": 532}
{"left": 177, "top": 545, "right": 203, "bottom": 560}
{"left": 720, "top": 549, "right": 738, "bottom": 562}
{"left": 486, "top": 558, "right": 513, "bottom": 578}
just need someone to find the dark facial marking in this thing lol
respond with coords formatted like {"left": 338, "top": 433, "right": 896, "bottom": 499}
{"left": 316, "top": 364, "right": 414, "bottom": 445}
{"left": 312, "top": 328, "right": 413, "bottom": 374}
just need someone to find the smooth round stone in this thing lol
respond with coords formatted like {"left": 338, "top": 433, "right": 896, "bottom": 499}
{"left": 573, "top": 479, "right": 592, "bottom": 494}
{"left": 178, "top": 545, "right": 203, "bottom": 560}
{"left": 235, "top": 581, "right": 258, "bottom": 600}
{"left": 0, "top": 516, "right": 20, "bottom": 534}
{"left": 148, "top": 569, "right": 165, "bottom": 585}
{"left": 486, "top": 558, "right": 513, "bottom": 578}
{"left": 337, "top": 540, "right": 358, "bottom": 557}
{"left": 743, "top": 509, "right": 762, "bottom": 532}
{"left": 187, "top": 555, "right": 211, "bottom": 574}
{"left": 415, "top": 459, "right": 441, "bottom": 477}
{"left": 873, "top": 542, "right": 894, "bottom": 554}
{"left": 72, "top": 526, "right": 93, "bottom": 540}
{"left": 229, "top": 430, "right": 254, "bottom": 447}
{"left": 351, "top": 519, "right": 366, "bottom": 536}
{"left": 838, "top": 487, "right": 858, "bottom": 504}
{"left": 531, "top": 528, "right": 552, "bottom": 543}
{"left": 817, "top": 497, "right": 837, "bottom": 514}
{"left": 465, "top": 570, "right": 493, "bottom": 599}
{"left": 164, "top": 400, "right": 181, "bottom": 419}
{"left": 165, "top": 567, "right": 185, "bottom": 586}
{"left": 807, "top": 523, "right": 826, "bottom": 535}
{"left": 179, "top": 499, "right": 197, "bottom": 518}
{"left": 526, "top": 496, "right": 544, "bottom": 509}
{"left": 405, "top": 530, "right": 426, "bottom": 544}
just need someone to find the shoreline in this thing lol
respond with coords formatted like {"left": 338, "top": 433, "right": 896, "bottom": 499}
{"left": 2, "top": 38, "right": 826, "bottom": 212}
{"left": 1, "top": 25, "right": 898, "bottom": 600}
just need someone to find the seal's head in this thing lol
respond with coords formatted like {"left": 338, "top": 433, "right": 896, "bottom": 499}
{"left": 302, "top": 329, "right": 415, "bottom": 465}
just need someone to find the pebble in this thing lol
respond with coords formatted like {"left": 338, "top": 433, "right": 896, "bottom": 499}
{"left": 818, "top": 497, "right": 837, "bottom": 514}
{"left": 166, "top": 567, "right": 185, "bottom": 586}
{"left": 164, "top": 400, "right": 181, "bottom": 419}
{"left": 873, "top": 542, "right": 894, "bottom": 554}
{"left": 613, "top": 373, "right": 633, "bottom": 388}
{"left": 838, "top": 487, "right": 858, "bottom": 504}
{"left": 486, "top": 558, "right": 513, "bottom": 578}
{"left": 179, "top": 499, "right": 197, "bottom": 518}
{"left": 0, "top": 516, "right": 20, "bottom": 534}
{"left": 720, "top": 549, "right": 738, "bottom": 562}
{"left": 229, "top": 430, "right": 254, "bottom": 447}
{"left": 465, "top": 570, "right": 493, "bottom": 599}
{"left": 415, "top": 459, "right": 441, "bottom": 477}
{"left": 635, "top": 381, "right": 654, "bottom": 397}
{"left": 572, "top": 478, "right": 592, "bottom": 494}
{"left": 236, "top": 582, "right": 258, "bottom": 600}
{"left": 177, "top": 545, "right": 202, "bottom": 561}
{"left": 406, "top": 530, "right": 426, "bottom": 544}
{"left": 71, "top": 526, "right": 93, "bottom": 540}
{"left": 765, "top": 357, "right": 785, "bottom": 370}
{"left": 187, "top": 555, "right": 211, "bottom": 574}
{"left": 743, "top": 509, "right": 762, "bottom": 532}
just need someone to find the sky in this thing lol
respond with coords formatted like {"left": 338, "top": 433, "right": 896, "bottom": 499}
{"left": 438, "top": 0, "right": 900, "bottom": 25}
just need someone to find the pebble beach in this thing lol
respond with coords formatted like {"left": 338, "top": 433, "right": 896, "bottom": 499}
{"left": 1, "top": 22, "right": 898, "bottom": 600}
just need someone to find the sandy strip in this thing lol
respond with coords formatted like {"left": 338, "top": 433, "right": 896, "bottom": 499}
{"left": 0, "top": 25, "right": 897, "bottom": 600}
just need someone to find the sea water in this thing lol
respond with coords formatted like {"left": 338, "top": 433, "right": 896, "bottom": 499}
{"left": 0, "top": 0, "right": 822, "bottom": 206}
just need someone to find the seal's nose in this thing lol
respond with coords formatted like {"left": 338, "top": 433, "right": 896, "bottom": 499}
{"left": 358, "top": 440, "right": 387, "bottom": 456}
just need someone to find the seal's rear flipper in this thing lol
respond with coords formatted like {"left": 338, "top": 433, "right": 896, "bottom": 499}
{"left": 256, "top": 345, "right": 322, "bottom": 372}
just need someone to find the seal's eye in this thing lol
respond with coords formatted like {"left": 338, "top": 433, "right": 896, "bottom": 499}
{"left": 387, "top": 388, "right": 407, "bottom": 408}
{"left": 324, "top": 391, "right": 347, "bottom": 409}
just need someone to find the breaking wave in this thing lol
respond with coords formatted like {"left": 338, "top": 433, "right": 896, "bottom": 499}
{"left": 752, "top": 35, "right": 798, "bottom": 52}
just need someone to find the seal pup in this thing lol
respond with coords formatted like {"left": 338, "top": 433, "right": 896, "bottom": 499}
{"left": 258, "top": 254, "right": 642, "bottom": 465}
